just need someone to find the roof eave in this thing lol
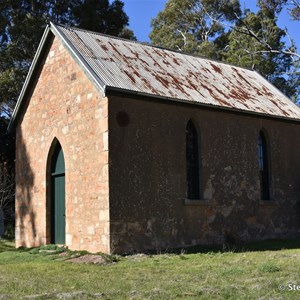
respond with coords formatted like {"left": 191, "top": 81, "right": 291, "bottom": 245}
{"left": 7, "top": 25, "right": 53, "bottom": 133}
{"left": 105, "top": 86, "right": 300, "bottom": 123}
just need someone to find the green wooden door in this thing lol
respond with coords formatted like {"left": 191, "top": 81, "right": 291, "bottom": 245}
{"left": 51, "top": 143, "right": 65, "bottom": 244}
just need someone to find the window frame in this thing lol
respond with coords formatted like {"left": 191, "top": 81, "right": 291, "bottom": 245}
{"left": 258, "top": 130, "right": 271, "bottom": 200}
{"left": 186, "top": 120, "right": 200, "bottom": 200}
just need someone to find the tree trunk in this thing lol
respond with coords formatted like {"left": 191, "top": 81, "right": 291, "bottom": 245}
{"left": 0, "top": 208, "right": 4, "bottom": 238}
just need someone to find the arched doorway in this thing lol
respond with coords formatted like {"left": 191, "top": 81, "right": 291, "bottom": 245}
{"left": 50, "top": 142, "right": 65, "bottom": 244}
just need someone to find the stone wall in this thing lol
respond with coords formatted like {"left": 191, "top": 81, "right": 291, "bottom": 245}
{"left": 15, "top": 35, "right": 110, "bottom": 253}
{"left": 108, "top": 94, "right": 300, "bottom": 253}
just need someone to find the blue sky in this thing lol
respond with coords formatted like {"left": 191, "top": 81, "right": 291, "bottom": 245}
{"left": 122, "top": 0, "right": 299, "bottom": 51}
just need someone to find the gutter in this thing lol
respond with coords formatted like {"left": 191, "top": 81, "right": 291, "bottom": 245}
{"left": 105, "top": 85, "right": 300, "bottom": 124}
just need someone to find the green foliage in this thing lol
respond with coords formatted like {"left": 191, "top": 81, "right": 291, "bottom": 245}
{"left": 0, "top": 118, "right": 15, "bottom": 235}
{"left": 259, "top": 262, "right": 280, "bottom": 273}
{"left": 150, "top": 0, "right": 300, "bottom": 101}
{"left": 0, "top": 239, "right": 15, "bottom": 252}
{"left": 72, "top": 0, "right": 133, "bottom": 38}
{"left": 257, "top": 0, "right": 288, "bottom": 17}
{"left": 0, "top": 0, "right": 135, "bottom": 119}
{"left": 290, "top": 1, "right": 300, "bottom": 20}
{"left": 223, "top": 3, "right": 299, "bottom": 100}
{"left": 29, "top": 244, "right": 67, "bottom": 255}
{"left": 2, "top": 221, "right": 14, "bottom": 239}
{"left": 150, "top": 0, "right": 241, "bottom": 58}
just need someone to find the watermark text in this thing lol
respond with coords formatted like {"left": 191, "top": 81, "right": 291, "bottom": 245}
{"left": 279, "top": 284, "right": 300, "bottom": 291}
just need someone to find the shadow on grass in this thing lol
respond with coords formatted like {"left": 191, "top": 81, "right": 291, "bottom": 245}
{"left": 145, "top": 238, "right": 300, "bottom": 255}
{"left": 0, "top": 239, "right": 15, "bottom": 252}
{"left": 0, "top": 239, "right": 37, "bottom": 253}
{"left": 2, "top": 238, "right": 300, "bottom": 257}
{"left": 240, "top": 239, "right": 300, "bottom": 252}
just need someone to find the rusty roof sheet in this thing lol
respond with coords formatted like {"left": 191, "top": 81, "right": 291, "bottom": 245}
{"left": 52, "top": 24, "right": 300, "bottom": 120}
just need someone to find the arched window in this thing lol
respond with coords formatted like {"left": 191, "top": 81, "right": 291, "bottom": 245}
{"left": 258, "top": 131, "right": 270, "bottom": 200}
{"left": 186, "top": 120, "right": 200, "bottom": 199}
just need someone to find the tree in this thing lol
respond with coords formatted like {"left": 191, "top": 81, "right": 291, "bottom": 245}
{"left": 0, "top": 0, "right": 79, "bottom": 119}
{"left": 0, "top": 118, "right": 15, "bottom": 238}
{"left": 0, "top": 166, "right": 15, "bottom": 238}
{"left": 290, "top": 0, "right": 300, "bottom": 20}
{"left": 150, "top": 0, "right": 241, "bottom": 58}
{"left": 73, "top": 0, "right": 133, "bottom": 38}
{"left": 1, "top": 1, "right": 45, "bottom": 118}
{"left": 222, "top": 2, "right": 299, "bottom": 100}
{"left": 221, "top": 0, "right": 300, "bottom": 101}
{"left": 0, "top": 0, "right": 135, "bottom": 119}
{"left": 150, "top": 0, "right": 300, "bottom": 102}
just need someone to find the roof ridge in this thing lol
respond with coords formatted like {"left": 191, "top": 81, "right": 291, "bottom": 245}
{"left": 52, "top": 22, "right": 255, "bottom": 73}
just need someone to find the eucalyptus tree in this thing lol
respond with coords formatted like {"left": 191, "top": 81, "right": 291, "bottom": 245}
{"left": 290, "top": 0, "right": 300, "bottom": 20}
{"left": 150, "top": 0, "right": 300, "bottom": 102}
{"left": 223, "top": 0, "right": 300, "bottom": 101}
{"left": 0, "top": 0, "right": 135, "bottom": 119}
{"left": 150, "top": 0, "right": 241, "bottom": 58}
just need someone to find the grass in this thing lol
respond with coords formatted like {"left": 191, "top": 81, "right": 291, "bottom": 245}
{"left": 1, "top": 239, "right": 300, "bottom": 299}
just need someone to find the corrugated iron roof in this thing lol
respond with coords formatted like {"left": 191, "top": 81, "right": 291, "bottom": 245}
{"left": 54, "top": 24, "right": 300, "bottom": 119}
{"left": 7, "top": 23, "right": 300, "bottom": 132}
